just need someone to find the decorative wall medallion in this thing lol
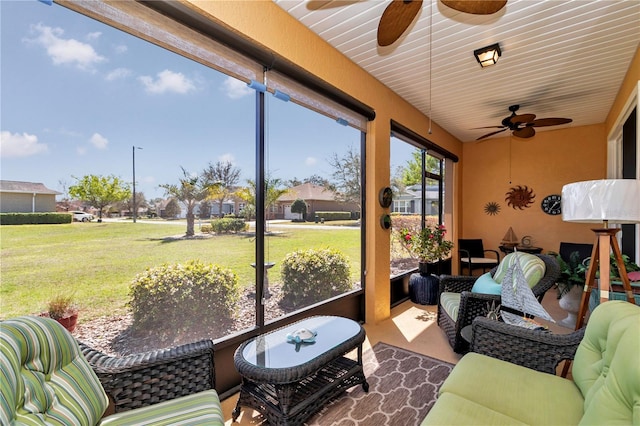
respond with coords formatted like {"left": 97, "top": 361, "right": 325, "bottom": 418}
{"left": 380, "top": 214, "right": 392, "bottom": 230}
{"left": 505, "top": 185, "right": 536, "bottom": 209}
{"left": 484, "top": 201, "right": 501, "bottom": 216}
{"left": 379, "top": 187, "right": 393, "bottom": 208}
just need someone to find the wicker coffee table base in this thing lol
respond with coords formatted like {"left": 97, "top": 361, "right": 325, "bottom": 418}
{"left": 232, "top": 356, "right": 368, "bottom": 425}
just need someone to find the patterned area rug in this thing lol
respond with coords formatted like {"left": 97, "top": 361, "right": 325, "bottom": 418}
{"left": 306, "top": 342, "right": 453, "bottom": 425}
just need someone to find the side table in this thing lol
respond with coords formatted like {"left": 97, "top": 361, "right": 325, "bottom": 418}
{"left": 499, "top": 245, "right": 543, "bottom": 255}
{"left": 409, "top": 273, "right": 439, "bottom": 305}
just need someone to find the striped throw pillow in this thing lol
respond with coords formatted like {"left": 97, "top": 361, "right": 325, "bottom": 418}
{"left": 493, "top": 252, "right": 546, "bottom": 288}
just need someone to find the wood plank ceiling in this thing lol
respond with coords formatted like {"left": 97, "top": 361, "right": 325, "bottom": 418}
{"left": 274, "top": 0, "right": 640, "bottom": 142}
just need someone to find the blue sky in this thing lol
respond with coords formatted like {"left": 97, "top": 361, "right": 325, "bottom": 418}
{"left": 1, "top": 1, "right": 418, "bottom": 201}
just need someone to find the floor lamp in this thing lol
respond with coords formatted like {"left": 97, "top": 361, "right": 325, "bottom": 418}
{"left": 561, "top": 179, "right": 640, "bottom": 332}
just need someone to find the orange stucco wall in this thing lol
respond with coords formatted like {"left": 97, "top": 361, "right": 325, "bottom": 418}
{"left": 461, "top": 124, "right": 606, "bottom": 255}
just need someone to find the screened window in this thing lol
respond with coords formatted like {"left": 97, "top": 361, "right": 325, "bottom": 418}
{"left": 1, "top": 0, "right": 366, "bottom": 355}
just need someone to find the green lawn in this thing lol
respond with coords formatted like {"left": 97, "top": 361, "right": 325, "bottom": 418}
{"left": 0, "top": 222, "right": 360, "bottom": 321}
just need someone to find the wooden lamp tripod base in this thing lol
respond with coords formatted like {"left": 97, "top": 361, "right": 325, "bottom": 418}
{"left": 561, "top": 228, "right": 637, "bottom": 378}
{"left": 574, "top": 228, "right": 637, "bottom": 331}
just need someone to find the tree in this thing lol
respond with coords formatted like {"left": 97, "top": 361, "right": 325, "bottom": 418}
{"left": 119, "top": 192, "right": 147, "bottom": 218}
{"left": 402, "top": 149, "right": 439, "bottom": 186}
{"left": 57, "top": 179, "right": 73, "bottom": 212}
{"left": 68, "top": 174, "right": 131, "bottom": 222}
{"left": 328, "top": 146, "right": 361, "bottom": 212}
{"left": 305, "top": 174, "right": 333, "bottom": 188}
{"left": 236, "top": 174, "right": 289, "bottom": 223}
{"left": 286, "top": 177, "right": 303, "bottom": 188}
{"left": 160, "top": 167, "right": 219, "bottom": 236}
{"left": 164, "top": 198, "right": 181, "bottom": 219}
{"left": 290, "top": 198, "right": 307, "bottom": 221}
{"left": 202, "top": 161, "right": 241, "bottom": 218}
{"left": 199, "top": 200, "right": 212, "bottom": 219}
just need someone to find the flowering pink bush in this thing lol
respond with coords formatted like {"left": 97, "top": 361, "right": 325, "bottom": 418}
{"left": 398, "top": 223, "right": 454, "bottom": 263}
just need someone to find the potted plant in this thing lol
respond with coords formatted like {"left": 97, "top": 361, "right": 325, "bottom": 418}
{"left": 398, "top": 223, "right": 454, "bottom": 276}
{"left": 46, "top": 294, "right": 79, "bottom": 332}
{"left": 555, "top": 251, "right": 587, "bottom": 328}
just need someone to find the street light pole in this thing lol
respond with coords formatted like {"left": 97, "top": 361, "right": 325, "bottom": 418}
{"left": 132, "top": 146, "right": 142, "bottom": 223}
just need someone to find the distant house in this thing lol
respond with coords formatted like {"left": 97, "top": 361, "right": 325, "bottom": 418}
{"left": 276, "top": 183, "right": 359, "bottom": 220}
{"left": 393, "top": 184, "right": 441, "bottom": 215}
{"left": 0, "top": 180, "right": 61, "bottom": 213}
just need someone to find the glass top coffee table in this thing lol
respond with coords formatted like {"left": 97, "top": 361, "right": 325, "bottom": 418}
{"left": 232, "top": 315, "right": 368, "bottom": 425}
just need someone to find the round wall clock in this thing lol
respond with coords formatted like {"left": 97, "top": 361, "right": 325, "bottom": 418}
{"left": 379, "top": 187, "right": 393, "bottom": 208}
{"left": 505, "top": 185, "right": 536, "bottom": 210}
{"left": 541, "top": 194, "right": 562, "bottom": 215}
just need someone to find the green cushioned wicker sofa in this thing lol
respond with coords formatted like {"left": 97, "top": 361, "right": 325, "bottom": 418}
{"left": 423, "top": 300, "right": 640, "bottom": 425}
{"left": 0, "top": 315, "right": 223, "bottom": 425}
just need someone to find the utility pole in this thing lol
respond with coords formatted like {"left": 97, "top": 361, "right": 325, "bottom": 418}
{"left": 132, "top": 146, "right": 142, "bottom": 222}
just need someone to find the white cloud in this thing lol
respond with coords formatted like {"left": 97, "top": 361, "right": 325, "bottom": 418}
{"left": 89, "top": 133, "right": 108, "bottom": 149}
{"left": 219, "top": 153, "right": 235, "bottom": 164}
{"left": 86, "top": 31, "right": 102, "bottom": 41}
{"left": 138, "top": 70, "right": 195, "bottom": 94}
{"left": 0, "top": 131, "right": 48, "bottom": 158}
{"left": 26, "top": 23, "right": 106, "bottom": 71}
{"left": 305, "top": 157, "right": 317, "bottom": 166}
{"left": 114, "top": 44, "right": 128, "bottom": 54}
{"left": 77, "top": 146, "right": 87, "bottom": 156}
{"left": 222, "top": 77, "right": 252, "bottom": 99}
{"left": 106, "top": 67, "right": 132, "bottom": 81}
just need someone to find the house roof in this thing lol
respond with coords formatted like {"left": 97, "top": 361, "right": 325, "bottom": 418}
{"left": 278, "top": 183, "right": 336, "bottom": 202}
{"left": 0, "top": 180, "right": 61, "bottom": 195}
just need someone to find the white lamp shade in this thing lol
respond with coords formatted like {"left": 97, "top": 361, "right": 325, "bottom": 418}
{"left": 562, "top": 179, "right": 640, "bottom": 223}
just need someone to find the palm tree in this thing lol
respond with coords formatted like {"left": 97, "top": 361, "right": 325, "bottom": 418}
{"left": 237, "top": 175, "right": 289, "bottom": 230}
{"left": 160, "top": 167, "right": 220, "bottom": 236}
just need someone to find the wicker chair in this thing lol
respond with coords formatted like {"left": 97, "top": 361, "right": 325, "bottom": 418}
{"left": 1, "top": 316, "right": 222, "bottom": 425}
{"left": 470, "top": 316, "right": 585, "bottom": 374}
{"left": 79, "top": 339, "right": 216, "bottom": 414}
{"left": 437, "top": 254, "right": 560, "bottom": 353}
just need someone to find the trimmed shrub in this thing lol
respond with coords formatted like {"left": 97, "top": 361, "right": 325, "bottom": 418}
{"left": 210, "top": 217, "right": 248, "bottom": 233}
{"left": 290, "top": 199, "right": 307, "bottom": 221}
{"left": 200, "top": 224, "right": 213, "bottom": 233}
{"left": 0, "top": 213, "right": 72, "bottom": 225}
{"left": 315, "top": 211, "right": 352, "bottom": 221}
{"left": 280, "top": 248, "right": 352, "bottom": 308}
{"left": 128, "top": 260, "right": 240, "bottom": 342}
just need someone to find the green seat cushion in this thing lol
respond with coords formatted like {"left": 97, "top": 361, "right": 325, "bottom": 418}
{"left": 440, "top": 292, "right": 460, "bottom": 321}
{"left": 439, "top": 352, "right": 584, "bottom": 425}
{"left": 0, "top": 316, "right": 109, "bottom": 425}
{"left": 422, "top": 392, "right": 527, "bottom": 426}
{"left": 493, "top": 252, "right": 545, "bottom": 288}
{"left": 471, "top": 272, "right": 502, "bottom": 295}
{"left": 100, "top": 389, "right": 223, "bottom": 426}
{"left": 572, "top": 301, "right": 640, "bottom": 425}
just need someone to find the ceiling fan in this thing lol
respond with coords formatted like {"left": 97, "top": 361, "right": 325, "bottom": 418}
{"left": 474, "top": 105, "right": 573, "bottom": 140}
{"left": 377, "top": 0, "right": 508, "bottom": 46}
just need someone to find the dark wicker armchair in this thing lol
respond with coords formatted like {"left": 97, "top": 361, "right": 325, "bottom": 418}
{"left": 437, "top": 254, "right": 560, "bottom": 353}
{"left": 471, "top": 316, "right": 585, "bottom": 374}
{"left": 79, "top": 339, "right": 215, "bottom": 413}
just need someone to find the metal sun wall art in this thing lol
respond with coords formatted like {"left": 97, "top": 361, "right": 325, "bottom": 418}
{"left": 484, "top": 201, "right": 501, "bottom": 216}
{"left": 505, "top": 185, "right": 536, "bottom": 209}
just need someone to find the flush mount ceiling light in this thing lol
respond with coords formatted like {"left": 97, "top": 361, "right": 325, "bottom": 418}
{"left": 474, "top": 43, "right": 502, "bottom": 67}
